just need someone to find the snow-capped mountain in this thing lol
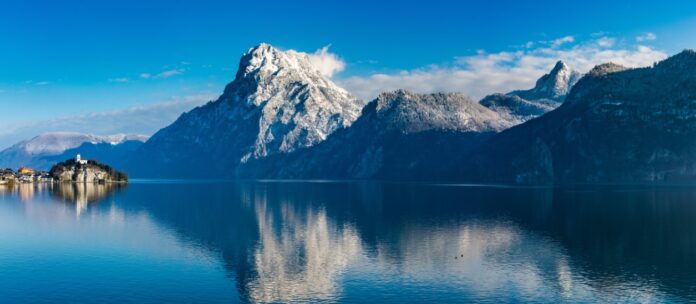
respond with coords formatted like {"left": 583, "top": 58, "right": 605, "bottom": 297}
{"left": 243, "top": 90, "right": 511, "bottom": 179}
{"left": 120, "top": 44, "right": 696, "bottom": 184}
{"left": 480, "top": 61, "right": 582, "bottom": 124}
{"left": 249, "top": 51, "right": 696, "bottom": 183}
{"left": 128, "top": 43, "right": 365, "bottom": 177}
{"left": 0, "top": 132, "right": 148, "bottom": 170}
{"left": 465, "top": 50, "right": 696, "bottom": 183}
{"left": 11, "top": 132, "right": 147, "bottom": 155}
{"left": 370, "top": 90, "right": 512, "bottom": 133}
{"left": 509, "top": 61, "right": 582, "bottom": 102}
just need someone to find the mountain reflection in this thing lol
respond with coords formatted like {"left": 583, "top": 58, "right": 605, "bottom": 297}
{"left": 5, "top": 182, "right": 696, "bottom": 302}
{"left": 247, "top": 199, "right": 362, "bottom": 303}
{"left": 116, "top": 183, "right": 696, "bottom": 302}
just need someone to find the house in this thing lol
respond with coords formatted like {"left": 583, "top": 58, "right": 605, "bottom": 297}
{"left": 19, "top": 175, "right": 34, "bottom": 183}
{"left": 18, "top": 167, "right": 34, "bottom": 175}
{"left": 0, "top": 169, "right": 15, "bottom": 184}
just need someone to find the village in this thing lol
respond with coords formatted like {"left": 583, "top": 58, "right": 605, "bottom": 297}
{"left": 0, "top": 166, "right": 54, "bottom": 185}
{"left": 0, "top": 154, "right": 93, "bottom": 185}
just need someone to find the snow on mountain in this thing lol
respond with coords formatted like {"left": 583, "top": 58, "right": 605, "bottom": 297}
{"left": 465, "top": 50, "right": 696, "bottom": 183}
{"left": 100, "top": 134, "right": 150, "bottom": 146}
{"left": 243, "top": 90, "right": 512, "bottom": 179}
{"left": 480, "top": 61, "right": 582, "bottom": 124}
{"left": 129, "top": 43, "right": 365, "bottom": 177}
{"left": 479, "top": 94, "right": 557, "bottom": 125}
{"left": 10, "top": 132, "right": 148, "bottom": 156}
{"left": 0, "top": 132, "right": 148, "bottom": 170}
{"left": 370, "top": 90, "right": 512, "bottom": 133}
{"left": 232, "top": 43, "right": 365, "bottom": 159}
{"left": 509, "top": 60, "right": 582, "bottom": 102}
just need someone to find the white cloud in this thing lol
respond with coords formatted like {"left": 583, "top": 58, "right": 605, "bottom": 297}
{"left": 551, "top": 36, "right": 575, "bottom": 48}
{"left": 636, "top": 32, "right": 657, "bottom": 42}
{"left": 35, "top": 81, "right": 50, "bottom": 86}
{"left": 140, "top": 73, "right": 152, "bottom": 79}
{"left": 109, "top": 77, "right": 129, "bottom": 83}
{"left": 0, "top": 94, "right": 216, "bottom": 149}
{"left": 155, "top": 69, "right": 184, "bottom": 78}
{"left": 307, "top": 45, "right": 346, "bottom": 77}
{"left": 337, "top": 36, "right": 668, "bottom": 101}
{"left": 596, "top": 37, "right": 616, "bottom": 48}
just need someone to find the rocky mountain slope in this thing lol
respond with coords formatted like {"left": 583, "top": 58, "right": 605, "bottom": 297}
{"left": 480, "top": 61, "right": 581, "bottom": 124}
{"left": 128, "top": 43, "right": 365, "bottom": 177}
{"left": 243, "top": 90, "right": 512, "bottom": 179}
{"left": 465, "top": 50, "right": 696, "bottom": 183}
{"left": 0, "top": 132, "right": 147, "bottom": 170}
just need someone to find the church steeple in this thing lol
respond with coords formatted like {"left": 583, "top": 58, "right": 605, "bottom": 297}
{"left": 76, "top": 153, "right": 87, "bottom": 165}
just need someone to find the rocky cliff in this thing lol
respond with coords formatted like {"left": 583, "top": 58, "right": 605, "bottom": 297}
{"left": 50, "top": 159, "right": 128, "bottom": 183}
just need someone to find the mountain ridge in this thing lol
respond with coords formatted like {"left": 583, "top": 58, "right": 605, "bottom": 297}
{"left": 462, "top": 49, "right": 696, "bottom": 183}
{"left": 0, "top": 132, "right": 147, "bottom": 170}
{"left": 241, "top": 90, "right": 507, "bottom": 179}
{"left": 479, "top": 61, "right": 582, "bottom": 124}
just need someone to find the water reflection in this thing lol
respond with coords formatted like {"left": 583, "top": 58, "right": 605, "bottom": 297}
{"left": 0, "top": 183, "right": 53, "bottom": 202}
{"left": 248, "top": 199, "right": 362, "bottom": 303}
{"left": 3, "top": 182, "right": 696, "bottom": 303}
{"left": 51, "top": 182, "right": 123, "bottom": 216}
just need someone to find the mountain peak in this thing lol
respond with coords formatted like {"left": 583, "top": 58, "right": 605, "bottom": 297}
{"left": 509, "top": 60, "right": 581, "bottom": 102}
{"left": 235, "top": 43, "right": 296, "bottom": 81}
{"left": 588, "top": 62, "right": 628, "bottom": 77}
{"left": 551, "top": 60, "right": 569, "bottom": 72}
{"left": 134, "top": 43, "right": 366, "bottom": 176}
{"left": 370, "top": 90, "right": 511, "bottom": 133}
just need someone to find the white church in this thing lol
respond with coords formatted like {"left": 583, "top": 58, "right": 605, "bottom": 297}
{"left": 76, "top": 153, "right": 88, "bottom": 165}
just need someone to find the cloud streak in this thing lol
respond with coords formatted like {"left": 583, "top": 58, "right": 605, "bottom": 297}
{"left": 109, "top": 77, "right": 129, "bottom": 83}
{"left": 155, "top": 69, "right": 185, "bottom": 78}
{"left": 551, "top": 36, "right": 575, "bottom": 48}
{"left": 337, "top": 36, "right": 668, "bottom": 101}
{"left": 636, "top": 32, "right": 657, "bottom": 42}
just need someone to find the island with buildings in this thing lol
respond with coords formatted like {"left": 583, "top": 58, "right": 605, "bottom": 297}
{"left": 0, "top": 154, "right": 128, "bottom": 185}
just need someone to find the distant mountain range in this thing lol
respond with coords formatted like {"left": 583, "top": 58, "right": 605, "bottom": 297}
{"left": 0, "top": 132, "right": 147, "bottom": 170}
{"left": 4, "top": 44, "right": 696, "bottom": 184}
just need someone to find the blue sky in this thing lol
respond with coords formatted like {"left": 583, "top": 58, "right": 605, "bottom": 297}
{"left": 1, "top": 0, "right": 696, "bottom": 148}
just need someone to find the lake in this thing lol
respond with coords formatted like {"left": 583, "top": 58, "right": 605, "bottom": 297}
{"left": 1, "top": 181, "right": 696, "bottom": 303}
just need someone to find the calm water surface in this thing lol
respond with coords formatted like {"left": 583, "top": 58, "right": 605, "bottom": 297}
{"left": 1, "top": 181, "right": 696, "bottom": 303}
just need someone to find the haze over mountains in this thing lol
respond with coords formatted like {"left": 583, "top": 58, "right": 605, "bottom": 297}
{"left": 4, "top": 44, "right": 696, "bottom": 184}
{"left": 0, "top": 132, "right": 147, "bottom": 170}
